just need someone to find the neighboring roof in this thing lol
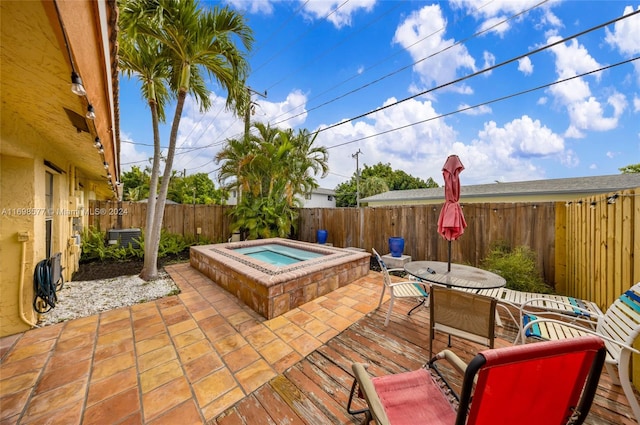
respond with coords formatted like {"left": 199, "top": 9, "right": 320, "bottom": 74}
{"left": 313, "top": 188, "right": 336, "bottom": 196}
{"left": 361, "top": 174, "right": 640, "bottom": 204}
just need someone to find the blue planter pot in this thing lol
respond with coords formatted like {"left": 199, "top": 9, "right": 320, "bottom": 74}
{"left": 388, "top": 237, "right": 405, "bottom": 257}
{"left": 317, "top": 229, "right": 328, "bottom": 244}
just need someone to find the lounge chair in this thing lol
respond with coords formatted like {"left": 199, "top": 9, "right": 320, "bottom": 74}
{"left": 372, "top": 248, "right": 429, "bottom": 326}
{"left": 347, "top": 335, "right": 606, "bottom": 425}
{"left": 520, "top": 282, "right": 640, "bottom": 424}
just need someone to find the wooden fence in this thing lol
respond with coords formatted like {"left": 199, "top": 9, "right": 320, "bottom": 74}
{"left": 88, "top": 189, "right": 638, "bottom": 303}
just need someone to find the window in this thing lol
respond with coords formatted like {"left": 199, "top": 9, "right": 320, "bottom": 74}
{"left": 305, "top": 193, "right": 312, "bottom": 200}
{"left": 45, "top": 172, "right": 53, "bottom": 258}
{"left": 327, "top": 195, "right": 333, "bottom": 201}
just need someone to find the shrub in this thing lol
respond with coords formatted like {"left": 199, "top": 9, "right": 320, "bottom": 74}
{"left": 481, "top": 242, "right": 554, "bottom": 294}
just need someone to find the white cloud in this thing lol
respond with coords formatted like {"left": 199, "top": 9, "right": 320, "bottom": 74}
{"left": 483, "top": 51, "right": 496, "bottom": 75}
{"left": 458, "top": 104, "right": 492, "bottom": 115}
{"left": 518, "top": 56, "right": 533, "bottom": 75}
{"left": 475, "top": 115, "right": 564, "bottom": 157}
{"left": 393, "top": 4, "right": 476, "bottom": 93}
{"left": 605, "top": 6, "right": 640, "bottom": 56}
{"left": 634, "top": 95, "right": 640, "bottom": 113}
{"left": 225, "top": 0, "right": 275, "bottom": 14}
{"left": 300, "top": 0, "right": 376, "bottom": 28}
{"left": 546, "top": 35, "right": 628, "bottom": 137}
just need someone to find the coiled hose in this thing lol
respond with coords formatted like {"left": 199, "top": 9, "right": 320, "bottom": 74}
{"left": 33, "top": 259, "right": 57, "bottom": 313}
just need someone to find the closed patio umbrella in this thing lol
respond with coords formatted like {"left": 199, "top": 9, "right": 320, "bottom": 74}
{"left": 437, "top": 155, "right": 467, "bottom": 271}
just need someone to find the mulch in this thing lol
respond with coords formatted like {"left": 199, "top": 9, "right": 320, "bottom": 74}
{"left": 72, "top": 250, "right": 191, "bottom": 281}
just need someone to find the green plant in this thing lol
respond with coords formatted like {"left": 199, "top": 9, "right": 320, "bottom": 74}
{"left": 80, "top": 227, "right": 127, "bottom": 262}
{"left": 481, "top": 242, "right": 554, "bottom": 294}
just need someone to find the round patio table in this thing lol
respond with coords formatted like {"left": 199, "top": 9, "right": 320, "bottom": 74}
{"left": 404, "top": 261, "right": 506, "bottom": 292}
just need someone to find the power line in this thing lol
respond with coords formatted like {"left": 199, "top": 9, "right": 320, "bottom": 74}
{"left": 324, "top": 56, "right": 639, "bottom": 150}
{"left": 317, "top": 7, "right": 640, "bottom": 135}
{"left": 268, "top": 0, "right": 548, "bottom": 128}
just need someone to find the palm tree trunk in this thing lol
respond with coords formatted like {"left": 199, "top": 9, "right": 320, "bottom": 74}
{"left": 144, "top": 90, "right": 187, "bottom": 280}
{"left": 140, "top": 101, "right": 162, "bottom": 280}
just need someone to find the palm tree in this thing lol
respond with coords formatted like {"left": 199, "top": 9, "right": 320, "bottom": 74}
{"left": 216, "top": 122, "right": 328, "bottom": 239}
{"left": 118, "top": 30, "right": 171, "bottom": 253}
{"left": 120, "top": 0, "right": 253, "bottom": 280}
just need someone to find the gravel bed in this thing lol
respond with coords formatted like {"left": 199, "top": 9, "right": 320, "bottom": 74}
{"left": 37, "top": 271, "right": 179, "bottom": 326}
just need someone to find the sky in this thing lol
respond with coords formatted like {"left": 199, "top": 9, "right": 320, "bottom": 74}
{"left": 118, "top": 0, "right": 640, "bottom": 190}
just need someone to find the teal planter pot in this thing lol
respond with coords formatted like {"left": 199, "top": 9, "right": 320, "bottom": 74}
{"left": 388, "top": 237, "right": 405, "bottom": 257}
{"left": 317, "top": 229, "right": 328, "bottom": 244}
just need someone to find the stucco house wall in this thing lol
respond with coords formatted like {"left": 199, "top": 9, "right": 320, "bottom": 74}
{"left": 0, "top": 0, "right": 119, "bottom": 337}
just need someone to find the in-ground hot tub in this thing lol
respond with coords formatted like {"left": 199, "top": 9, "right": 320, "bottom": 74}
{"left": 190, "top": 238, "right": 371, "bottom": 319}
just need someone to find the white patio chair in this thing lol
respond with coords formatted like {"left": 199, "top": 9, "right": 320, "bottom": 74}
{"left": 372, "top": 249, "right": 429, "bottom": 326}
{"left": 520, "top": 282, "right": 640, "bottom": 424}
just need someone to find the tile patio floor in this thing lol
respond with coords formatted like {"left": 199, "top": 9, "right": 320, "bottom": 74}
{"left": 0, "top": 263, "right": 386, "bottom": 424}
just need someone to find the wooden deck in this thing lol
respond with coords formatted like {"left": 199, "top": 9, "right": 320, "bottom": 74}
{"left": 212, "top": 298, "right": 638, "bottom": 425}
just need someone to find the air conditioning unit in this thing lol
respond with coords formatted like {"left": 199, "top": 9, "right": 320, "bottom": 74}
{"left": 108, "top": 228, "right": 141, "bottom": 248}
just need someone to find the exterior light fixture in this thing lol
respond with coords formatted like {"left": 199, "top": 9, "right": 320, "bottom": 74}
{"left": 86, "top": 104, "right": 95, "bottom": 120}
{"left": 106, "top": 172, "right": 112, "bottom": 179}
{"left": 93, "top": 137, "right": 101, "bottom": 148}
{"left": 607, "top": 194, "right": 618, "bottom": 204}
{"left": 71, "top": 71, "right": 86, "bottom": 96}
{"left": 103, "top": 161, "right": 109, "bottom": 170}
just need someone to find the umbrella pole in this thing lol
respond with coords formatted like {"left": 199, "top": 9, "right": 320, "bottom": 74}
{"left": 448, "top": 240, "right": 451, "bottom": 272}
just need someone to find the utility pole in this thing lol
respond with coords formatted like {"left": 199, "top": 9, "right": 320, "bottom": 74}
{"left": 352, "top": 149, "right": 363, "bottom": 208}
{"left": 240, "top": 86, "right": 267, "bottom": 206}
{"left": 244, "top": 87, "right": 267, "bottom": 142}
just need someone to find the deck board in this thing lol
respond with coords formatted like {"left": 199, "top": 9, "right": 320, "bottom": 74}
{"left": 212, "top": 297, "right": 638, "bottom": 425}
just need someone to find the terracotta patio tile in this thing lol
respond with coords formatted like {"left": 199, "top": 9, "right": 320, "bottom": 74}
{"left": 162, "top": 308, "right": 191, "bottom": 327}
{"left": 35, "top": 358, "right": 91, "bottom": 394}
{"left": 202, "top": 324, "right": 236, "bottom": 343}
{"left": 3, "top": 339, "right": 56, "bottom": 363}
{"left": 257, "top": 339, "right": 294, "bottom": 365}
{"left": 0, "top": 388, "right": 30, "bottom": 420}
{"left": 134, "top": 321, "right": 166, "bottom": 341}
{"left": 136, "top": 333, "right": 171, "bottom": 356}
{"left": 309, "top": 307, "right": 337, "bottom": 323}
{"left": 177, "top": 339, "right": 214, "bottom": 364}
{"left": 140, "top": 359, "right": 184, "bottom": 393}
{"left": 333, "top": 305, "right": 361, "bottom": 321}
{"left": 100, "top": 308, "right": 131, "bottom": 324}
{"left": 223, "top": 345, "right": 260, "bottom": 373}
{"left": 48, "top": 343, "right": 94, "bottom": 370}
{"left": 91, "top": 351, "right": 136, "bottom": 381}
{"left": 147, "top": 399, "right": 204, "bottom": 425}
{"left": 264, "top": 316, "right": 289, "bottom": 331}
{"left": 13, "top": 324, "right": 62, "bottom": 346}
{"left": 326, "top": 314, "right": 353, "bottom": 331}
{"left": 142, "top": 376, "right": 192, "bottom": 422}
{"left": 191, "top": 307, "right": 218, "bottom": 322}
{"left": 192, "top": 368, "right": 238, "bottom": 408}
{"left": 168, "top": 318, "right": 198, "bottom": 337}
{"left": 55, "top": 332, "right": 95, "bottom": 353}
{"left": 0, "top": 371, "right": 40, "bottom": 394}
{"left": 0, "top": 352, "right": 48, "bottom": 379}
{"left": 86, "top": 367, "right": 137, "bottom": 406}
{"left": 272, "top": 351, "right": 303, "bottom": 374}
{"left": 273, "top": 323, "right": 305, "bottom": 342}
{"left": 226, "top": 311, "right": 255, "bottom": 329}
{"left": 213, "top": 333, "right": 247, "bottom": 357}
{"left": 234, "top": 359, "right": 276, "bottom": 394}
{"left": 133, "top": 312, "right": 163, "bottom": 329}
{"left": 184, "top": 352, "right": 224, "bottom": 383}
{"left": 21, "top": 401, "right": 83, "bottom": 425}
{"left": 298, "top": 318, "right": 331, "bottom": 337}
{"left": 95, "top": 327, "right": 132, "bottom": 348}
{"left": 93, "top": 338, "right": 134, "bottom": 363}
{"left": 289, "top": 333, "right": 322, "bottom": 356}
{"left": 98, "top": 317, "right": 131, "bottom": 335}
{"left": 200, "top": 387, "right": 245, "bottom": 422}
{"left": 22, "top": 379, "right": 86, "bottom": 420}
{"left": 0, "top": 333, "right": 21, "bottom": 359}
{"left": 284, "top": 310, "right": 314, "bottom": 325}
{"left": 244, "top": 326, "right": 278, "bottom": 349}
{"left": 83, "top": 386, "right": 140, "bottom": 425}
{"left": 137, "top": 345, "right": 177, "bottom": 372}
{"left": 317, "top": 328, "right": 340, "bottom": 343}
{"left": 173, "top": 327, "right": 206, "bottom": 348}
